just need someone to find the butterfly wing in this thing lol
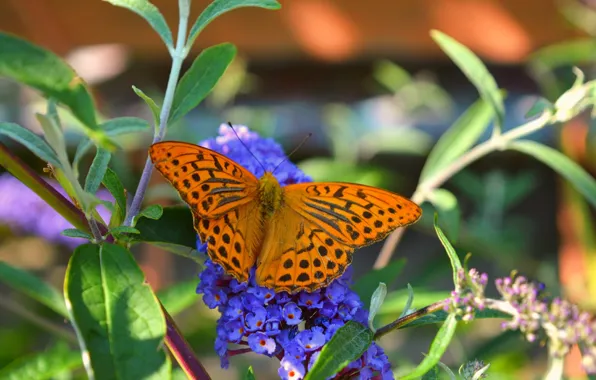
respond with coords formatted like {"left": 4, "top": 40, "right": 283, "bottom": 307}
{"left": 149, "top": 141, "right": 259, "bottom": 219}
{"left": 150, "top": 141, "right": 264, "bottom": 281}
{"left": 255, "top": 182, "right": 421, "bottom": 293}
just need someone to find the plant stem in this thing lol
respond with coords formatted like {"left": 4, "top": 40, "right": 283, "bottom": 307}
{"left": 374, "top": 301, "right": 446, "bottom": 340}
{"left": 124, "top": 0, "right": 191, "bottom": 226}
{"left": 374, "top": 110, "right": 554, "bottom": 269}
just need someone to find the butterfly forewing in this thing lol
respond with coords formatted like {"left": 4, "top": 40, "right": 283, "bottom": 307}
{"left": 149, "top": 141, "right": 259, "bottom": 219}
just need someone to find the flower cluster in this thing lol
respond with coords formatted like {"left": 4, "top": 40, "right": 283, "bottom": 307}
{"left": 196, "top": 124, "right": 393, "bottom": 379}
{"left": 446, "top": 268, "right": 596, "bottom": 374}
{"left": 0, "top": 174, "right": 111, "bottom": 247}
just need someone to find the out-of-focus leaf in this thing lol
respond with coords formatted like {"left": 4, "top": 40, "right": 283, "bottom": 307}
{"left": 398, "top": 314, "right": 458, "bottom": 379}
{"left": 509, "top": 140, "right": 596, "bottom": 209}
{"left": 0, "top": 262, "right": 67, "bottom": 317}
{"left": 373, "top": 60, "right": 412, "bottom": 92}
{"left": 169, "top": 43, "right": 237, "bottom": 124}
{"left": 428, "top": 189, "right": 460, "bottom": 242}
{"left": 157, "top": 279, "right": 199, "bottom": 316}
{"left": 186, "top": 0, "right": 281, "bottom": 49}
{"left": 64, "top": 244, "right": 170, "bottom": 379}
{"left": 352, "top": 259, "right": 406, "bottom": 307}
{"left": 244, "top": 366, "right": 256, "bottom": 380}
{"left": 379, "top": 289, "right": 450, "bottom": 316}
{"left": 0, "top": 343, "right": 82, "bottom": 380}
{"left": 431, "top": 30, "right": 504, "bottom": 133}
{"left": 529, "top": 39, "right": 596, "bottom": 71}
{"left": 0, "top": 122, "right": 60, "bottom": 167}
{"left": 419, "top": 97, "right": 495, "bottom": 182}
{"left": 305, "top": 321, "right": 373, "bottom": 380}
{"left": 103, "top": 0, "right": 173, "bottom": 51}
{"left": 525, "top": 97, "right": 554, "bottom": 119}
{"left": 299, "top": 158, "right": 399, "bottom": 188}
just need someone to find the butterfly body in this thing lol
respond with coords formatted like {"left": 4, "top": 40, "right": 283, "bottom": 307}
{"left": 149, "top": 141, "right": 421, "bottom": 293}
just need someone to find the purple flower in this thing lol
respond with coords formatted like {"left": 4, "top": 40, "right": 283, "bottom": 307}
{"left": 283, "top": 302, "right": 302, "bottom": 326}
{"left": 195, "top": 125, "right": 394, "bottom": 378}
{"left": 0, "top": 174, "right": 112, "bottom": 247}
{"left": 248, "top": 332, "right": 276, "bottom": 355}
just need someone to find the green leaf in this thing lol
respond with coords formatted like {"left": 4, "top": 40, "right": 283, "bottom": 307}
{"left": 137, "top": 204, "right": 164, "bottom": 221}
{"left": 509, "top": 140, "right": 596, "bottom": 209}
{"left": 0, "top": 262, "right": 67, "bottom": 317}
{"left": 352, "top": 259, "right": 406, "bottom": 307}
{"left": 244, "top": 366, "right": 256, "bottom": 380}
{"left": 399, "top": 284, "right": 415, "bottom": 319}
{"left": 0, "top": 122, "right": 60, "bottom": 167}
{"left": 132, "top": 86, "right": 161, "bottom": 128}
{"left": 433, "top": 214, "right": 463, "bottom": 289}
{"left": 84, "top": 148, "right": 111, "bottom": 194}
{"left": 379, "top": 289, "right": 450, "bottom": 316}
{"left": 64, "top": 244, "right": 170, "bottom": 379}
{"left": 169, "top": 43, "right": 237, "bottom": 123}
{"left": 305, "top": 321, "right": 373, "bottom": 380}
{"left": 0, "top": 33, "right": 113, "bottom": 145}
{"left": 399, "top": 309, "right": 508, "bottom": 329}
{"left": 103, "top": 0, "right": 173, "bottom": 51}
{"left": 133, "top": 206, "right": 200, "bottom": 262}
{"left": 157, "top": 279, "right": 199, "bottom": 316}
{"left": 419, "top": 97, "right": 495, "bottom": 182}
{"left": 430, "top": 30, "right": 504, "bottom": 133}
{"left": 525, "top": 97, "right": 554, "bottom": 119}
{"left": 186, "top": 0, "right": 281, "bottom": 49}
{"left": 529, "top": 39, "right": 596, "bottom": 71}
{"left": 109, "top": 226, "right": 141, "bottom": 235}
{"left": 0, "top": 343, "right": 82, "bottom": 380}
{"left": 35, "top": 110, "right": 66, "bottom": 162}
{"left": 102, "top": 168, "right": 127, "bottom": 226}
{"left": 428, "top": 189, "right": 460, "bottom": 242}
{"left": 368, "top": 283, "right": 387, "bottom": 332}
{"left": 61, "top": 228, "right": 94, "bottom": 240}
{"left": 398, "top": 314, "right": 458, "bottom": 379}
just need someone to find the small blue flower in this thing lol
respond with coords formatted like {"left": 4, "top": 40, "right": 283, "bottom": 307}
{"left": 202, "top": 288, "right": 227, "bottom": 309}
{"left": 284, "top": 341, "right": 306, "bottom": 362}
{"left": 264, "top": 319, "right": 281, "bottom": 336}
{"left": 307, "top": 350, "right": 320, "bottom": 370}
{"left": 248, "top": 332, "right": 276, "bottom": 355}
{"left": 248, "top": 285, "right": 276, "bottom": 303}
{"left": 224, "top": 320, "right": 244, "bottom": 343}
{"left": 245, "top": 306, "right": 267, "bottom": 332}
{"left": 296, "top": 328, "right": 326, "bottom": 352}
{"left": 223, "top": 296, "right": 244, "bottom": 320}
{"left": 279, "top": 356, "right": 306, "bottom": 380}
{"left": 298, "top": 292, "right": 323, "bottom": 309}
{"left": 283, "top": 302, "right": 303, "bottom": 325}
{"left": 325, "top": 281, "right": 347, "bottom": 304}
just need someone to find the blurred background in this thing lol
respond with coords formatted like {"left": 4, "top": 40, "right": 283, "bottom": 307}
{"left": 1, "top": 0, "right": 596, "bottom": 378}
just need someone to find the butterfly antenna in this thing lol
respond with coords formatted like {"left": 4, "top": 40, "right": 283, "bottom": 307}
{"left": 228, "top": 122, "right": 267, "bottom": 173}
{"left": 273, "top": 133, "right": 312, "bottom": 173}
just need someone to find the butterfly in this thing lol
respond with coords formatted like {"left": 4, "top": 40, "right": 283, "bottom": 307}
{"left": 149, "top": 141, "right": 421, "bottom": 293}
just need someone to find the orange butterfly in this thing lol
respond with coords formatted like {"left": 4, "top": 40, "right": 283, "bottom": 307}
{"left": 149, "top": 141, "right": 421, "bottom": 293}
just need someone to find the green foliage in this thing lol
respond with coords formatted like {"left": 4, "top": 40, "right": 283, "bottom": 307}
{"left": 64, "top": 244, "right": 170, "bottom": 379}
{"left": 0, "top": 122, "right": 60, "bottom": 167}
{"left": 0, "top": 343, "right": 82, "bottom": 380}
{"left": 352, "top": 259, "right": 405, "bottom": 306}
{"left": 305, "top": 322, "right": 373, "bottom": 380}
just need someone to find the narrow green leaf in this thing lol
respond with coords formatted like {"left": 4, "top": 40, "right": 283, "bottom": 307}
{"left": 157, "top": 279, "right": 199, "bottom": 316}
{"left": 245, "top": 366, "right": 256, "bottom": 380}
{"left": 399, "top": 284, "right": 415, "bottom": 319}
{"left": 132, "top": 86, "right": 161, "bottom": 128}
{"left": 529, "top": 39, "right": 596, "bottom": 71}
{"left": 0, "top": 33, "right": 98, "bottom": 130}
{"left": 100, "top": 116, "right": 150, "bottom": 134}
{"left": 35, "top": 112, "right": 66, "bottom": 161}
{"left": 433, "top": 214, "right": 463, "bottom": 289}
{"left": 0, "top": 262, "right": 67, "bottom": 317}
{"left": 419, "top": 98, "right": 495, "bottom": 182}
{"left": 169, "top": 43, "right": 237, "bottom": 124}
{"left": 379, "top": 289, "right": 450, "bottom": 316}
{"left": 103, "top": 0, "right": 173, "bottom": 51}
{"left": 133, "top": 206, "right": 200, "bottom": 262}
{"left": 109, "top": 226, "right": 140, "bottom": 235}
{"left": 61, "top": 229, "right": 93, "bottom": 240}
{"left": 399, "top": 309, "right": 507, "bottom": 329}
{"left": 84, "top": 149, "right": 111, "bottom": 194}
{"left": 187, "top": 0, "right": 281, "bottom": 49}
{"left": 64, "top": 244, "right": 170, "bottom": 379}
{"left": 431, "top": 30, "right": 504, "bottom": 133}
{"left": 102, "top": 168, "right": 127, "bottom": 226}
{"left": 0, "top": 122, "right": 60, "bottom": 167}
{"left": 509, "top": 140, "right": 596, "bottom": 208}
{"left": 352, "top": 259, "right": 406, "bottom": 307}
{"left": 368, "top": 283, "right": 387, "bottom": 332}
{"left": 0, "top": 343, "right": 82, "bottom": 380}
{"left": 428, "top": 189, "right": 460, "bottom": 242}
{"left": 525, "top": 97, "right": 554, "bottom": 119}
{"left": 305, "top": 321, "right": 373, "bottom": 380}
{"left": 137, "top": 204, "right": 164, "bottom": 221}
{"left": 398, "top": 314, "right": 458, "bottom": 379}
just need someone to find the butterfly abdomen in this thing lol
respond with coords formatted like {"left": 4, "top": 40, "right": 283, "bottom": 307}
{"left": 258, "top": 172, "right": 284, "bottom": 218}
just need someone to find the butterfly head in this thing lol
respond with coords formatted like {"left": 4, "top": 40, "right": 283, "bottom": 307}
{"left": 258, "top": 171, "right": 283, "bottom": 217}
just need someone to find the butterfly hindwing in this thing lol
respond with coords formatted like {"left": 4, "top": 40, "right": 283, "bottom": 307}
{"left": 194, "top": 200, "right": 264, "bottom": 282}
{"left": 149, "top": 141, "right": 259, "bottom": 219}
